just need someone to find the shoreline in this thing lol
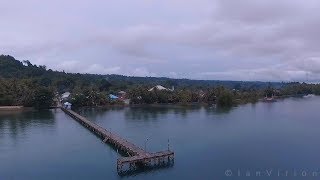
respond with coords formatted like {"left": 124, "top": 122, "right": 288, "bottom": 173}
{"left": 0, "top": 106, "right": 35, "bottom": 112}
{"left": 0, "top": 106, "right": 24, "bottom": 110}
{"left": 73, "top": 95, "right": 319, "bottom": 109}
{"left": 73, "top": 102, "right": 210, "bottom": 109}
{"left": 3, "top": 95, "right": 316, "bottom": 111}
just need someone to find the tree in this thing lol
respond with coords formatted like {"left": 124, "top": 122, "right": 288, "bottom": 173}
{"left": 264, "top": 84, "right": 274, "bottom": 97}
{"left": 203, "top": 89, "right": 216, "bottom": 103}
{"left": 217, "top": 91, "right": 233, "bottom": 107}
{"left": 33, "top": 87, "right": 54, "bottom": 109}
{"left": 98, "top": 79, "right": 112, "bottom": 91}
{"left": 177, "top": 90, "right": 192, "bottom": 104}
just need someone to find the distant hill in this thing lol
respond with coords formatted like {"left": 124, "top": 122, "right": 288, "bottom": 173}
{"left": 2, "top": 55, "right": 318, "bottom": 108}
{"left": 0, "top": 54, "right": 285, "bottom": 92}
{"left": 105, "top": 74, "right": 285, "bottom": 89}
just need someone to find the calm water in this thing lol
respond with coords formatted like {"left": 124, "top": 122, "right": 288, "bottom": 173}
{"left": 1, "top": 97, "right": 320, "bottom": 179}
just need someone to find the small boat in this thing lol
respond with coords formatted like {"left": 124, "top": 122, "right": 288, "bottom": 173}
{"left": 263, "top": 94, "right": 276, "bottom": 102}
{"left": 264, "top": 97, "right": 276, "bottom": 102}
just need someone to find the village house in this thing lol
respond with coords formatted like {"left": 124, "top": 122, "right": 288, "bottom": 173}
{"left": 61, "top": 92, "right": 71, "bottom": 101}
{"left": 118, "top": 91, "right": 127, "bottom": 100}
{"left": 148, "top": 85, "right": 174, "bottom": 92}
{"left": 109, "top": 94, "right": 119, "bottom": 101}
{"left": 63, "top": 102, "right": 72, "bottom": 109}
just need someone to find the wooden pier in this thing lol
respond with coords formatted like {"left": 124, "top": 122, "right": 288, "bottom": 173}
{"left": 61, "top": 108, "right": 174, "bottom": 175}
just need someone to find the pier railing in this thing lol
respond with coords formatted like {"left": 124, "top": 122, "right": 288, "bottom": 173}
{"left": 61, "top": 108, "right": 174, "bottom": 175}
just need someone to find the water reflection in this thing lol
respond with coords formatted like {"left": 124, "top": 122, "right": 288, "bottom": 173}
{"left": 204, "top": 106, "right": 233, "bottom": 115}
{"left": 0, "top": 109, "right": 55, "bottom": 139}
{"left": 76, "top": 107, "right": 125, "bottom": 121}
{"left": 77, "top": 105, "right": 238, "bottom": 122}
{"left": 124, "top": 105, "right": 203, "bottom": 121}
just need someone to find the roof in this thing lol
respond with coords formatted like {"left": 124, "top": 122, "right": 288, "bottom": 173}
{"left": 148, "top": 85, "right": 170, "bottom": 91}
{"left": 62, "top": 92, "right": 71, "bottom": 98}
{"left": 64, "top": 102, "right": 72, "bottom": 106}
{"left": 109, "top": 94, "right": 119, "bottom": 99}
{"left": 118, "top": 91, "right": 126, "bottom": 94}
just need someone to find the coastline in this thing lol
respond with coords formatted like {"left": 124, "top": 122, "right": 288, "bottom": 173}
{"left": 0, "top": 106, "right": 24, "bottom": 111}
{"left": 73, "top": 95, "right": 319, "bottom": 110}
{"left": 0, "top": 106, "right": 35, "bottom": 112}
{"left": 2, "top": 95, "right": 314, "bottom": 111}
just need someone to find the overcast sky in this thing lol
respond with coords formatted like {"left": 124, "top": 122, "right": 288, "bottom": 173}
{"left": 2, "top": 0, "right": 320, "bottom": 81}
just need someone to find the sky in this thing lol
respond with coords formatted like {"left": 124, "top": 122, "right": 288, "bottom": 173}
{"left": 1, "top": 0, "right": 320, "bottom": 82}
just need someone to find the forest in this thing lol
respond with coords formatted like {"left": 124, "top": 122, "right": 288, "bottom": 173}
{"left": 1, "top": 54, "right": 320, "bottom": 109}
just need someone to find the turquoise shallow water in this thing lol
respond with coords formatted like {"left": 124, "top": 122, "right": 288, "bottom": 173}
{"left": 1, "top": 97, "right": 320, "bottom": 179}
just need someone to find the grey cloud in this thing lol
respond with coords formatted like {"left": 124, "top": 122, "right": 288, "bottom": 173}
{"left": 214, "top": 0, "right": 301, "bottom": 23}
{"left": 2, "top": 0, "right": 320, "bottom": 81}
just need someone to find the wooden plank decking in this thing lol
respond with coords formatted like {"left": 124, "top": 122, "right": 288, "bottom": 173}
{"left": 61, "top": 108, "right": 174, "bottom": 175}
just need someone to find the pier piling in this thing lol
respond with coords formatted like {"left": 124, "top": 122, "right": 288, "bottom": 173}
{"left": 61, "top": 108, "right": 174, "bottom": 175}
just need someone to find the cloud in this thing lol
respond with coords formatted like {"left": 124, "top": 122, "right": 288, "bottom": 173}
{"left": 2, "top": 0, "right": 320, "bottom": 81}
{"left": 86, "top": 64, "right": 121, "bottom": 75}
{"left": 199, "top": 68, "right": 308, "bottom": 82}
{"left": 130, "top": 67, "right": 157, "bottom": 77}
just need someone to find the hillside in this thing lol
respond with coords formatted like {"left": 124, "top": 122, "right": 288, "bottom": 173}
{"left": 4, "top": 54, "right": 315, "bottom": 108}
{"left": 0, "top": 55, "right": 284, "bottom": 92}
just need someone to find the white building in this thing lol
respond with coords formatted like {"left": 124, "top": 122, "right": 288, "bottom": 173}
{"left": 148, "top": 85, "right": 173, "bottom": 92}
{"left": 61, "top": 92, "right": 71, "bottom": 100}
{"left": 63, "top": 102, "right": 72, "bottom": 109}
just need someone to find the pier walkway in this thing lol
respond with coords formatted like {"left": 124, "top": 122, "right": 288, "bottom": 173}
{"left": 61, "top": 108, "right": 174, "bottom": 175}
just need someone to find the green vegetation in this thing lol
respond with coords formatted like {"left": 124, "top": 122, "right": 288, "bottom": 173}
{"left": 33, "top": 87, "right": 54, "bottom": 109}
{"left": 0, "top": 54, "right": 320, "bottom": 109}
{"left": 217, "top": 91, "right": 233, "bottom": 107}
